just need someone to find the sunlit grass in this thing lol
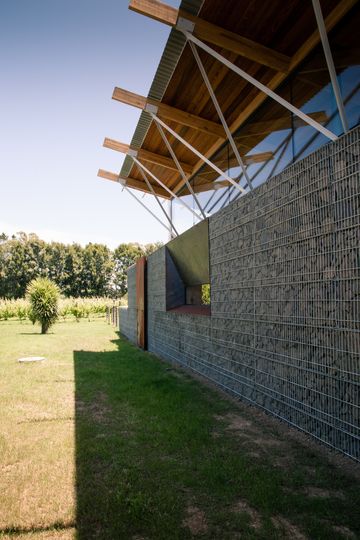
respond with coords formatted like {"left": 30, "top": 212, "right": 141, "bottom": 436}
{"left": 0, "top": 320, "right": 359, "bottom": 539}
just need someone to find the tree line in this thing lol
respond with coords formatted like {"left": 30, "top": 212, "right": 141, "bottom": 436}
{"left": 0, "top": 232, "right": 161, "bottom": 299}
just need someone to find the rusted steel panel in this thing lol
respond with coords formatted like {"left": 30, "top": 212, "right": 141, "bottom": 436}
{"left": 136, "top": 256, "right": 147, "bottom": 349}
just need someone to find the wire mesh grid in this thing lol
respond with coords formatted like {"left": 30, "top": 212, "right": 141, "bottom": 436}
{"left": 145, "top": 129, "right": 360, "bottom": 460}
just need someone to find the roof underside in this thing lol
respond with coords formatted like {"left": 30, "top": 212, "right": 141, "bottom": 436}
{"left": 119, "top": 0, "right": 357, "bottom": 198}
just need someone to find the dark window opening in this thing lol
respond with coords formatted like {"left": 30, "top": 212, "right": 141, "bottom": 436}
{"left": 186, "top": 284, "right": 211, "bottom": 306}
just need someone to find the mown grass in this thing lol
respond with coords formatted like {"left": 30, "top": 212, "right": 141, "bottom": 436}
{"left": 0, "top": 320, "right": 359, "bottom": 539}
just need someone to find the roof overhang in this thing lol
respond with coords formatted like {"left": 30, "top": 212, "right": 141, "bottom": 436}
{"left": 99, "top": 0, "right": 357, "bottom": 202}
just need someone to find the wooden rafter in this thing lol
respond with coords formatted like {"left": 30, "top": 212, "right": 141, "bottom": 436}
{"left": 129, "top": 0, "right": 291, "bottom": 72}
{"left": 103, "top": 137, "right": 193, "bottom": 174}
{"left": 112, "top": 87, "right": 225, "bottom": 139}
{"left": 97, "top": 169, "right": 120, "bottom": 183}
{"left": 130, "top": 0, "right": 178, "bottom": 25}
{"left": 97, "top": 169, "right": 170, "bottom": 199}
{"left": 171, "top": 0, "right": 356, "bottom": 194}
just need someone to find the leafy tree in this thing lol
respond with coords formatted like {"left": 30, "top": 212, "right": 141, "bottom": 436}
{"left": 44, "top": 242, "right": 68, "bottom": 285}
{"left": 58, "top": 243, "right": 114, "bottom": 297}
{"left": 0, "top": 233, "right": 46, "bottom": 298}
{"left": 143, "top": 242, "right": 163, "bottom": 256}
{"left": 110, "top": 242, "right": 163, "bottom": 297}
{"left": 201, "top": 284, "right": 210, "bottom": 305}
{"left": 0, "top": 232, "right": 162, "bottom": 299}
{"left": 26, "top": 277, "right": 60, "bottom": 334}
{"left": 81, "top": 244, "right": 114, "bottom": 297}
{"left": 111, "top": 243, "right": 144, "bottom": 297}
{"left": 61, "top": 243, "right": 85, "bottom": 297}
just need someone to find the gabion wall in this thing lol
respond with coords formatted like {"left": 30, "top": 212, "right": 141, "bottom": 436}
{"left": 126, "top": 127, "right": 360, "bottom": 461}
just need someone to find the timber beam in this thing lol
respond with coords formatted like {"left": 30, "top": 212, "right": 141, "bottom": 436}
{"left": 103, "top": 137, "right": 193, "bottom": 174}
{"left": 112, "top": 87, "right": 225, "bottom": 139}
{"left": 171, "top": 0, "right": 355, "bottom": 193}
{"left": 129, "top": 0, "right": 291, "bottom": 72}
{"left": 97, "top": 168, "right": 171, "bottom": 199}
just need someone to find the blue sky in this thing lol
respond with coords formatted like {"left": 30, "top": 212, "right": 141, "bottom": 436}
{"left": 0, "top": 0, "right": 180, "bottom": 247}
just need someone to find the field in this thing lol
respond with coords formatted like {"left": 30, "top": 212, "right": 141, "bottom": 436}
{"left": 0, "top": 297, "right": 126, "bottom": 322}
{"left": 0, "top": 320, "right": 359, "bottom": 539}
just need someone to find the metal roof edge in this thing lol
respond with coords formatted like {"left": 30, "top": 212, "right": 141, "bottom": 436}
{"left": 120, "top": 0, "right": 204, "bottom": 179}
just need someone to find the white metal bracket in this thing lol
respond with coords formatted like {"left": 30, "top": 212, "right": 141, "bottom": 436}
{"left": 144, "top": 103, "right": 158, "bottom": 115}
{"left": 127, "top": 148, "right": 138, "bottom": 158}
{"left": 176, "top": 17, "right": 195, "bottom": 34}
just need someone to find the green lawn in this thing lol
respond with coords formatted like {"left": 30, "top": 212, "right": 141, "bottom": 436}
{"left": 0, "top": 320, "right": 359, "bottom": 539}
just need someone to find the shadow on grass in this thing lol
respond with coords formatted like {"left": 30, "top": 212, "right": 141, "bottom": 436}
{"left": 74, "top": 333, "right": 214, "bottom": 539}
{"left": 18, "top": 332, "right": 55, "bottom": 335}
{"left": 0, "top": 522, "right": 75, "bottom": 536}
{"left": 74, "top": 335, "right": 161, "bottom": 539}
{"left": 73, "top": 334, "right": 360, "bottom": 540}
